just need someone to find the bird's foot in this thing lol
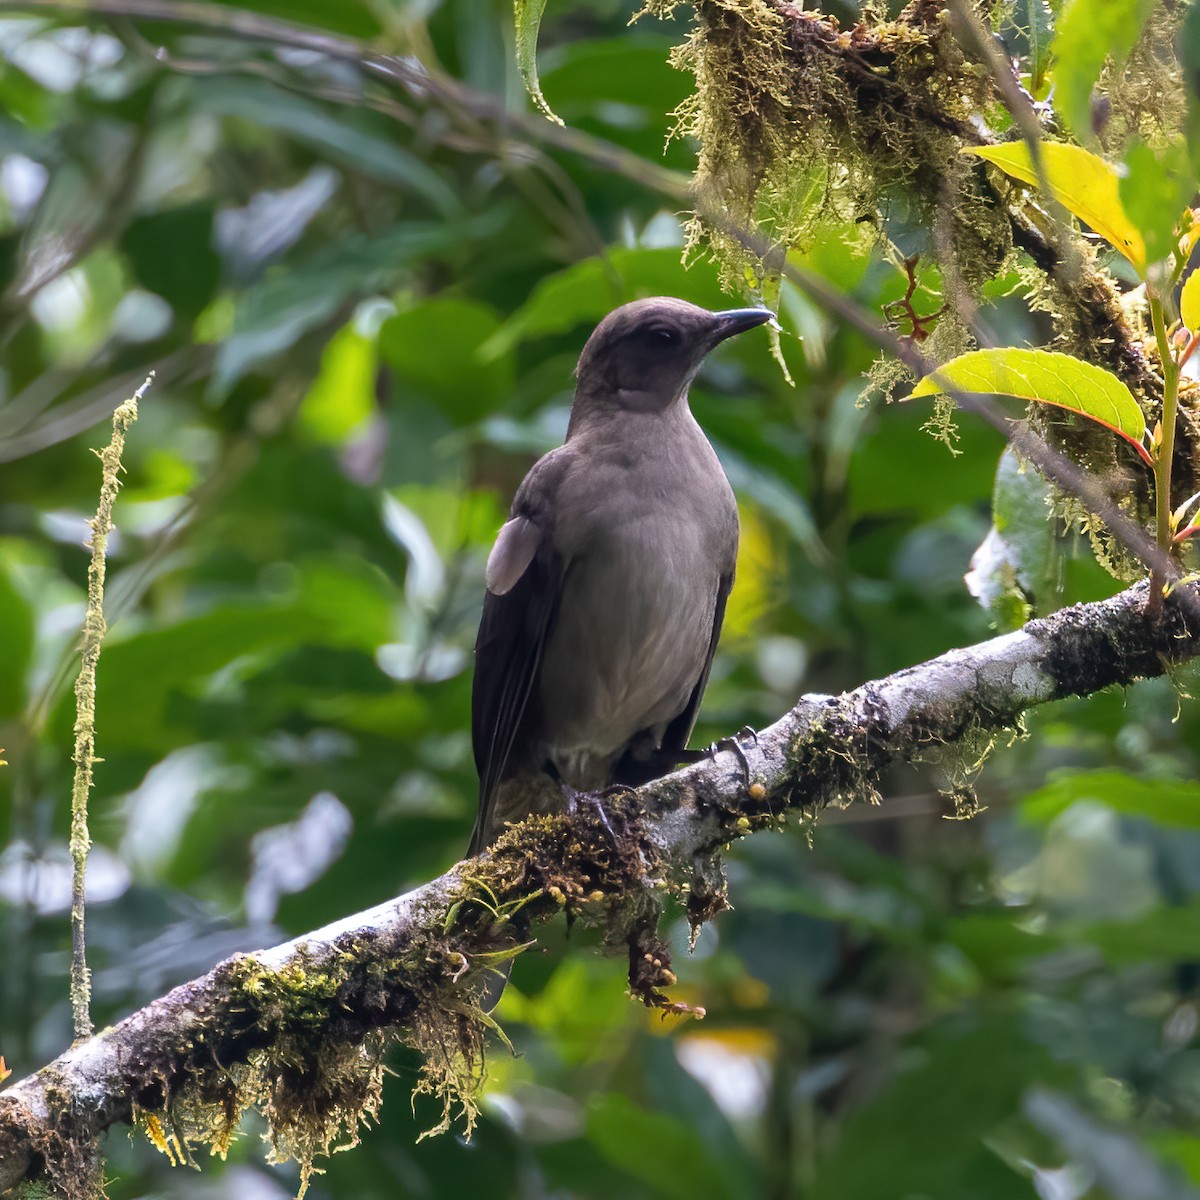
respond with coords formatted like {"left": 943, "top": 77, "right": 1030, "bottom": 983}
{"left": 708, "top": 725, "right": 759, "bottom": 787}
{"left": 562, "top": 784, "right": 618, "bottom": 846}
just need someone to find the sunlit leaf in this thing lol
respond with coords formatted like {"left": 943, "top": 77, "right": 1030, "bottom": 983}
{"left": 1050, "top": 0, "right": 1160, "bottom": 142}
{"left": 515, "top": 0, "right": 564, "bottom": 125}
{"left": 966, "top": 142, "right": 1146, "bottom": 273}
{"left": 1181, "top": 270, "right": 1200, "bottom": 334}
{"left": 299, "top": 323, "right": 377, "bottom": 444}
{"left": 909, "top": 347, "right": 1148, "bottom": 456}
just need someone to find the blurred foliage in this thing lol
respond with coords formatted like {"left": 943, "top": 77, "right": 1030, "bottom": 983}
{"left": 1, "top": 2, "right": 1199, "bottom": 1199}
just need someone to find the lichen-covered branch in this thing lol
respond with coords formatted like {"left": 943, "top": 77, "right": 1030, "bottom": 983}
{"left": 2, "top": 580, "right": 1198, "bottom": 1197}
{"left": 69, "top": 377, "right": 150, "bottom": 1053}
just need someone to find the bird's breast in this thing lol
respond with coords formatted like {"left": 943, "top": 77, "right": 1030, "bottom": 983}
{"left": 535, "top": 435, "right": 736, "bottom": 785}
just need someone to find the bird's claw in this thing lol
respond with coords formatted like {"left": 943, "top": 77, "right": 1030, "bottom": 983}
{"left": 708, "top": 725, "right": 759, "bottom": 787}
{"left": 564, "top": 785, "right": 618, "bottom": 845}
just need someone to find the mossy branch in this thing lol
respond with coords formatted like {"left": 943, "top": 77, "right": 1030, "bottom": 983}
{"left": 69, "top": 374, "right": 152, "bottom": 1048}
{"left": 2, "top": 579, "right": 1199, "bottom": 1197}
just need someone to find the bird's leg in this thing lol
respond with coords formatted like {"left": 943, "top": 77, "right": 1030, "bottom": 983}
{"left": 708, "top": 725, "right": 759, "bottom": 787}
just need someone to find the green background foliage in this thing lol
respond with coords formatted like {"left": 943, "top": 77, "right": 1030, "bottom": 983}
{"left": 1, "top": 1, "right": 1199, "bottom": 1197}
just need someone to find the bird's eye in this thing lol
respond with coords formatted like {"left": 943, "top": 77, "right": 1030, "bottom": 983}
{"left": 647, "top": 326, "right": 676, "bottom": 345}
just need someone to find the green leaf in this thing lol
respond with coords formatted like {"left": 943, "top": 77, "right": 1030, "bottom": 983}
{"left": 212, "top": 0, "right": 382, "bottom": 36}
{"left": 212, "top": 223, "right": 464, "bottom": 394}
{"left": 298, "top": 323, "right": 377, "bottom": 444}
{"left": 1119, "top": 139, "right": 1193, "bottom": 268}
{"left": 908, "top": 347, "right": 1148, "bottom": 454}
{"left": 1181, "top": 270, "right": 1200, "bottom": 333}
{"left": 378, "top": 296, "right": 514, "bottom": 425}
{"left": 119, "top": 202, "right": 220, "bottom": 319}
{"left": 1021, "top": 769, "right": 1200, "bottom": 829}
{"left": 1024, "top": 0, "right": 1054, "bottom": 95}
{"left": 1051, "top": 0, "right": 1160, "bottom": 142}
{"left": 85, "top": 605, "right": 318, "bottom": 752}
{"left": 587, "top": 1094, "right": 734, "bottom": 1200}
{"left": 515, "top": 0, "right": 564, "bottom": 125}
{"left": 1081, "top": 900, "right": 1200, "bottom": 966}
{"left": 966, "top": 142, "right": 1146, "bottom": 273}
{"left": 539, "top": 37, "right": 686, "bottom": 113}
{"left": 811, "top": 1018, "right": 1061, "bottom": 1200}
{"left": 190, "top": 77, "right": 459, "bottom": 214}
{"left": 0, "top": 555, "right": 34, "bottom": 720}
{"left": 966, "top": 447, "right": 1057, "bottom": 629}
{"left": 485, "top": 248, "right": 728, "bottom": 356}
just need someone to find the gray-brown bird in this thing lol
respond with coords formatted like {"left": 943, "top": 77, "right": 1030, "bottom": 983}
{"left": 469, "top": 296, "right": 771, "bottom": 855}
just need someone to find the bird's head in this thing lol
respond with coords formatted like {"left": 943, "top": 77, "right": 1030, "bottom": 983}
{"left": 572, "top": 297, "right": 772, "bottom": 418}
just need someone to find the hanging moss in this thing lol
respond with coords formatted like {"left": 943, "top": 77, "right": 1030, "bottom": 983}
{"left": 1097, "top": 5, "right": 1188, "bottom": 153}
{"left": 647, "top": 0, "right": 1015, "bottom": 309}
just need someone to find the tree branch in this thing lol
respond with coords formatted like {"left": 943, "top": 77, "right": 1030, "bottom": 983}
{"left": 2, "top": 580, "right": 1197, "bottom": 1196}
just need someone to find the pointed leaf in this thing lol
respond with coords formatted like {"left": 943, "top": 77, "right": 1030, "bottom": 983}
{"left": 966, "top": 143, "right": 1146, "bottom": 273}
{"left": 909, "top": 347, "right": 1148, "bottom": 457}
{"left": 1024, "top": 0, "right": 1054, "bottom": 95}
{"left": 1119, "top": 139, "right": 1193, "bottom": 267}
{"left": 1181, "top": 270, "right": 1200, "bottom": 333}
{"left": 515, "top": 0, "right": 564, "bottom": 125}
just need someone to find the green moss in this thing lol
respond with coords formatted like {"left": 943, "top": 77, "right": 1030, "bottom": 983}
{"left": 114, "top": 802, "right": 687, "bottom": 1191}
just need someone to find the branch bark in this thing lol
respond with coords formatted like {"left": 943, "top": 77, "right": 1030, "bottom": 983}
{"left": 2, "top": 580, "right": 1197, "bottom": 1196}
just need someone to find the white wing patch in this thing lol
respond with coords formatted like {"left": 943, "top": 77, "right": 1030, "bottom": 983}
{"left": 485, "top": 515, "right": 542, "bottom": 595}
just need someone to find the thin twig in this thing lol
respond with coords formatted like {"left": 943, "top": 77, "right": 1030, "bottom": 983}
{"left": 69, "top": 372, "right": 152, "bottom": 1044}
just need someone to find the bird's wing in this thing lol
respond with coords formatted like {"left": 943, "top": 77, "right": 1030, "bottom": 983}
{"left": 656, "top": 570, "right": 734, "bottom": 758}
{"left": 469, "top": 512, "right": 567, "bottom": 856}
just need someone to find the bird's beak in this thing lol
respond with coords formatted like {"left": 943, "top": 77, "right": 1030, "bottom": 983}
{"left": 710, "top": 307, "right": 774, "bottom": 345}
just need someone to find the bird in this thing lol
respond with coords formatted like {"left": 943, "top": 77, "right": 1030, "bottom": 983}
{"left": 468, "top": 296, "right": 771, "bottom": 856}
